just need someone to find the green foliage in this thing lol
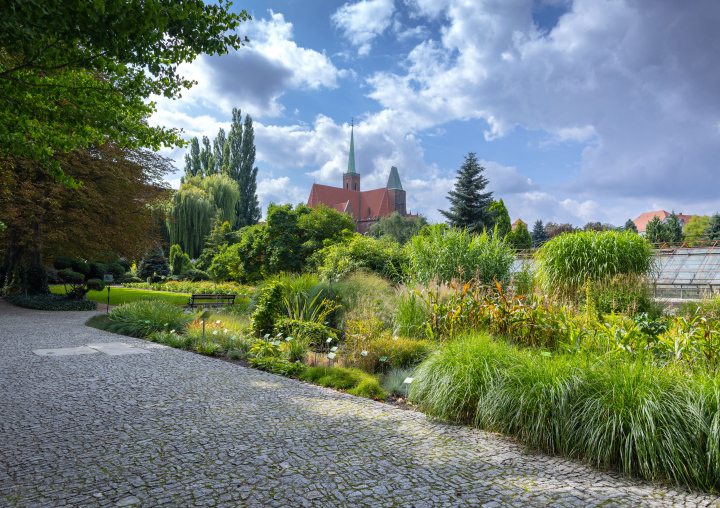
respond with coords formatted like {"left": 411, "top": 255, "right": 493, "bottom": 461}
{"left": 4, "top": 293, "right": 96, "bottom": 310}
{"left": 531, "top": 219, "right": 548, "bottom": 247}
{"left": 381, "top": 367, "right": 417, "bottom": 397}
{"left": 624, "top": 219, "right": 638, "bottom": 233}
{"left": 100, "top": 300, "right": 192, "bottom": 338}
{"left": 705, "top": 213, "right": 720, "bottom": 241}
{"left": 665, "top": 211, "right": 684, "bottom": 243}
{"left": 298, "top": 204, "right": 355, "bottom": 255}
{"left": 645, "top": 215, "right": 668, "bottom": 244}
{"left": 177, "top": 269, "right": 210, "bottom": 282}
{"left": 57, "top": 268, "right": 103, "bottom": 298}
{"left": 406, "top": 224, "right": 515, "bottom": 285}
{"left": 137, "top": 250, "right": 171, "bottom": 281}
{"left": 53, "top": 256, "right": 73, "bottom": 270}
{"left": 368, "top": 212, "right": 428, "bottom": 244}
{"left": 236, "top": 113, "right": 262, "bottom": 228}
{"left": 123, "top": 280, "right": 247, "bottom": 295}
{"left": 439, "top": 152, "right": 494, "bottom": 232}
{"left": 251, "top": 280, "right": 284, "bottom": 336}
{"left": 506, "top": 222, "right": 532, "bottom": 250}
{"left": 274, "top": 319, "right": 337, "bottom": 348}
{"left": 488, "top": 199, "right": 511, "bottom": 239}
{"left": 50, "top": 286, "right": 189, "bottom": 306}
{"left": 587, "top": 274, "right": 660, "bottom": 317}
{"left": 534, "top": 230, "right": 656, "bottom": 301}
{"left": 1, "top": 0, "right": 249, "bottom": 183}
{"left": 411, "top": 332, "right": 720, "bottom": 491}
{"left": 393, "top": 290, "right": 429, "bottom": 338}
{"left": 71, "top": 259, "right": 90, "bottom": 277}
{"left": 88, "top": 261, "right": 109, "bottom": 280}
{"left": 196, "top": 218, "right": 233, "bottom": 270}
{"left": 211, "top": 225, "right": 267, "bottom": 282}
{"left": 22, "top": 265, "right": 49, "bottom": 296}
{"left": 299, "top": 367, "right": 386, "bottom": 400}
{"left": 684, "top": 215, "right": 710, "bottom": 245}
{"left": 318, "top": 234, "right": 407, "bottom": 282}
{"left": 345, "top": 332, "right": 434, "bottom": 373}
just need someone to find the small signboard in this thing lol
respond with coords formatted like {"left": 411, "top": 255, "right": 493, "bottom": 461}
{"left": 326, "top": 338, "right": 333, "bottom": 343}
{"left": 327, "top": 352, "right": 336, "bottom": 360}
{"left": 330, "top": 346, "right": 338, "bottom": 352}
{"left": 200, "top": 310, "right": 212, "bottom": 319}
{"left": 103, "top": 272, "right": 113, "bottom": 283}
{"left": 403, "top": 377, "right": 414, "bottom": 385}
{"left": 360, "top": 350, "right": 368, "bottom": 357}
{"left": 379, "top": 356, "right": 387, "bottom": 362}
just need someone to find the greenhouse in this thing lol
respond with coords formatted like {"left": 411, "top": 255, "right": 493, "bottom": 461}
{"left": 655, "top": 244, "right": 720, "bottom": 298}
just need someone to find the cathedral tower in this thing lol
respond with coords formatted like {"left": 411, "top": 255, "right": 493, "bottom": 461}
{"left": 343, "top": 124, "right": 361, "bottom": 192}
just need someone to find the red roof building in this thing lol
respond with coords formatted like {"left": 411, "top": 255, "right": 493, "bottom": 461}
{"left": 306, "top": 126, "right": 414, "bottom": 233}
{"left": 633, "top": 210, "right": 694, "bottom": 234}
{"left": 511, "top": 219, "right": 526, "bottom": 232}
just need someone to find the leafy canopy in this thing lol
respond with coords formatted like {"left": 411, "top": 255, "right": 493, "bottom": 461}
{"left": 0, "top": 0, "right": 250, "bottom": 183}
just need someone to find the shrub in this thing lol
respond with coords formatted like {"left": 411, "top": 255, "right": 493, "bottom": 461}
{"left": 299, "top": 366, "right": 386, "bottom": 400}
{"left": 344, "top": 327, "right": 433, "bottom": 373}
{"left": 22, "top": 265, "right": 49, "bottom": 295}
{"left": 71, "top": 259, "right": 90, "bottom": 278}
{"left": 89, "top": 261, "right": 109, "bottom": 280}
{"left": 137, "top": 249, "right": 170, "bottom": 281}
{"left": 534, "top": 230, "right": 656, "bottom": 301}
{"left": 45, "top": 267, "right": 62, "bottom": 284}
{"left": 103, "top": 300, "right": 192, "bottom": 337}
{"left": 250, "top": 279, "right": 283, "bottom": 336}
{"left": 406, "top": 224, "right": 515, "bottom": 285}
{"left": 5, "top": 293, "right": 96, "bottom": 310}
{"left": 53, "top": 256, "right": 74, "bottom": 270}
{"left": 318, "top": 234, "right": 407, "bottom": 282}
{"left": 178, "top": 268, "right": 210, "bottom": 281}
{"left": 107, "top": 262, "right": 126, "bottom": 279}
{"left": 411, "top": 332, "right": 720, "bottom": 491}
{"left": 274, "top": 318, "right": 337, "bottom": 349}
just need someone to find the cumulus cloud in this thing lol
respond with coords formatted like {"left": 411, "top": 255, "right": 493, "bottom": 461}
{"left": 368, "top": 0, "right": 720, "bottom": 205}
{"left": 332, "top": 0, "right": 396, "bottom": 55}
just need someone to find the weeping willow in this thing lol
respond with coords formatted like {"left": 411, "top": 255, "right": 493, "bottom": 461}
{"left": 166, "top": 174, "right": 240, "bottom": 258}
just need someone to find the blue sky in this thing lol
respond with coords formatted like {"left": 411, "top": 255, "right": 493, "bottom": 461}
{"left": 150, "top": 0, "right": 720, "bottom": 226}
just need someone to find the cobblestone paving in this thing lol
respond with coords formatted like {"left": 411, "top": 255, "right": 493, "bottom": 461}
{"left": 1, "top": 299, "right": 719, "bottom": 508}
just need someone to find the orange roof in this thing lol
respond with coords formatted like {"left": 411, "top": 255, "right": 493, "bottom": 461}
{"left": 307, "top": 184, "right": 394, "bottom": 220}
{"left": 511, "top": 218, "right": 526, "bottom": 231}
{"left": 633, "top": 210, "right": 694, "bottom": 232}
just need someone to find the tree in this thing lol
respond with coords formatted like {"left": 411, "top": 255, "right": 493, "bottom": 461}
{"left": 645, "top": 215, "right": 668, "bottom": 244}
{"left": 184, "top": 138, "right": 203, "bottom": 178}
{"left": 531, "top": 220, "right": 548, "bottom": 247}
{"left": 439, "top": 153, "right": 494, "bottom": 232}
{"left": 684, "top": 215, "right": 710, "bottom": 245}
{"left": 506, "top": 222, "right": 532, "bottom": 250}
{"left": 1, "top": 143, "right": 172, "bottom": 279}
{"left": 165, "top": 174, "right": 240, "bottom": 258}
{"left": 200, "top": 136, "right": 214, "bottom": 176}
{"left": 169, "top": 245, "right": 192, "bottom": 276}
{"left": 705, "top": 213, "right": 720, "bottom": 241}
{"left": 488, "top": 199, "right": 511, "bottom": 239}
{"left": 211, "top": 128, "right": 227, "bottom": 176}
{"left": 368, "top": 212, "right": 428, "bottom": 244}
{"left": 196, "top": 218, "right": 234, "bottom": 271}
{"left": 236, "top": 114, "right": 262, "bottom": 228}
{"left": 665, "top": 211, "right": 684, "bottom": 243}
{"left": 1, "top": 0, "right": 249, "bottom": 184}
{"left": 624, "top": 219, "right": 638, "bottom": 233}
{"left": 137, "top": 250, "right": 170, "bottom": 281}
{"left": 545, "top": 222, "right": 575, "bottom": 239}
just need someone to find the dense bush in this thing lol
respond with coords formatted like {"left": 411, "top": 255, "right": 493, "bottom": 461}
{"left": 4, "top": 293, "right": 97, "bottom": 310}
{"left": 534, "top": 230, "right": 656, "bottom": 300}
{"left": 22, "top": 265, "right": 49, "bottom": 295}
{"left": 71, "top": 259, "right": 90, "bottom": 278}
{"left": 123, "top": 280, "right": 248, "bottom": 295}
{"left": 274, "top": 318, "right": 337, "bottom": 348}
{"left": 58, "top": 269, "right": 104, "bottom": 298}
{"left": 381, "top": 367, "right": 417, "bottom": 397}
{"left": 88, "top": 261, "right": 108, "bottom": 280}
{"left": 251, "top": 280, "right": 284, "bottom": 336}
{"left": 318, "top": 234, "right": 407, "bottom": 282}
{"left": 178, "top": 268, "right": 210, "bottom": 281}
{"left": 99, "top": 300, "right": 192, "bottom": 337}
{"left": 137, "top": 249, "right": 170, "bottom": 281}
{"left": 411, "top": 332, "right": 720, "bottom": 491}
{"left": 345, "top": 331, "right": 433, "bottom": 373}
{"left": 406, "top": 224, "right": 514, "bottom": 285}
{"left": 53, "top": 256, "right": 74, "bottom": 270}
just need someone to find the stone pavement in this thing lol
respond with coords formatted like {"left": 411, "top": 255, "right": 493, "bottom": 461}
{"left": 1, "top": 299, "right": 718, "bottom": 508}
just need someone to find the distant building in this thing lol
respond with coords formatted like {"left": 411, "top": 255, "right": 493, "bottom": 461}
{"left": 633, "top": 210, "right": 693, "bottom": 235}
{"left": 511, "top": 219, "right": 526, "bottom": 232}
{"left": 306, "top": 125, "right": 415, "bottom": 233}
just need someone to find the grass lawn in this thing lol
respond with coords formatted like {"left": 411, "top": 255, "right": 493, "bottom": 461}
{"left": 49, "top": 286, "right": 190, "bottom": 306}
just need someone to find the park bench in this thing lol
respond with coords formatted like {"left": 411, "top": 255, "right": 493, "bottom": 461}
{"left": 187, "top": 293, "right": 237, "bottom": 309}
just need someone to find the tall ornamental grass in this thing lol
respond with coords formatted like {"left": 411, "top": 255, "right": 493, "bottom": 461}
{"left": 406, "top": 225, "right": 515, "bottom": 285}
{"left": 534, "top": 230, "right": 656, "bottom": 300}
{"left": 411, "top": 332, "right": 720, "bottom": 491}
{"left": 103, "top": 300, "right": 192, "bottom": 337}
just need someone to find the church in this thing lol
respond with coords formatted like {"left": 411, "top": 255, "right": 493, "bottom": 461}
{"left": 306, "top": 126, "right": 414, "bottom": 233}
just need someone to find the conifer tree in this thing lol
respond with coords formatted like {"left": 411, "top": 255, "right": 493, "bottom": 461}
{"left": 665, "top": 211, "right": 684, "bottom": 243}
{"left": 439, "top": 152, "right": 493, "bottom": 232}
{"left": 705, "top": 213, "right": 720, "bottom": 241}
{"left": 183, "top": 137, "right": 202, "bottom": 178}
{"left": 235, "top": 114, "right": 261, "bottom": 228}
{"left": 624, "top": 219, "right": 638, "bottom": 233}
{"left": 531, "top": 219, "right": 548, "bottom": 247}
{"left": 511, "top": 222, "right": 533, "bottom": 250}
{"left": 645, "top": 215, "right": 668, "bottom": 244}
{"left": 488, "top": 199, "right": 511, "bottom": 238}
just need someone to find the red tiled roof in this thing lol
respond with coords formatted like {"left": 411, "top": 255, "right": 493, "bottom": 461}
{"left": 633, "top": 210, "right": 694, "bottom": 233}
{"left": 307, "top": 184, "right": 394, "bottom": 220}
{"left": 511, "top": 218, "right": 526, "bottom": 231}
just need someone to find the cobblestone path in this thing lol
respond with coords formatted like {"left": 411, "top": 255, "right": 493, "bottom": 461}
{"left": 1, "top": 300, "right": 718, "bottom": 508}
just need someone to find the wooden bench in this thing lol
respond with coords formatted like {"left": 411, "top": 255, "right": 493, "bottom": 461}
{"left": 187, "top": 294, "right": 237, "bottom": 309}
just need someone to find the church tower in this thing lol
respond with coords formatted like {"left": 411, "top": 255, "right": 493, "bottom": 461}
{"left": 386, "top": 166, "right": 406, "bottom": 216}
{"left": 343, "top": 124, "right": 361, "bottom": 192}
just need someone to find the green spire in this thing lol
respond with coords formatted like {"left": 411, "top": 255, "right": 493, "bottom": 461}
{"left": 347, "top": 124, "right": 356, "bottom": 174}
{"left": 386, "top": 166, "right": 403, "bottom": 190}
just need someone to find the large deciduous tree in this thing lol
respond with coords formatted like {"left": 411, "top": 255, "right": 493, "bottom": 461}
{"left": 1, "top": 0, "right": 250, "bottom": 184}
{"left": 705, "top": 213, "right": 720, "bottom": 241}
{"left": 439, "top": 152, "right": 493, "bottom": 233}
{"left": 236, "top": 114, "right": 261, "bottom": 228}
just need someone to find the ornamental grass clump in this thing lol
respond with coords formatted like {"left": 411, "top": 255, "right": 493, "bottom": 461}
{"left": 534, "top": 230, "right": 656, "bottom": 302}
{"left": 406, "top": 224, "right": 514, "bottom": 285}
{"left": 410, "top": 332, "right": 720, "bottom": 491}
{"left": 104, "top": 300, "right": 192, "bottom": 337}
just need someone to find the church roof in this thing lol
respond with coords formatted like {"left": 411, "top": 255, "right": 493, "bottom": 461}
{"left": 307, "top": 184, "right": 393, "bottom": 220}
{"left": 386, "top": 166, "right": 403, "bottom": 190}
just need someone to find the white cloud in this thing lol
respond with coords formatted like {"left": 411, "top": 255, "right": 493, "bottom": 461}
{"left": 332, "top": 0, "right": 396, "bottom": 55}
{"left": 257, "top": 177, "right": 307, "bottom": 214}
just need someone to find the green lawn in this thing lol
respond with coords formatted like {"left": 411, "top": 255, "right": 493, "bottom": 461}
{"left": 49, "top": 286, "right": 190, "bottom": 306}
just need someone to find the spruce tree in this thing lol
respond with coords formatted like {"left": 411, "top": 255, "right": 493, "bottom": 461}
{"left": 645, "top": 215, "right": 668, "bottom": 244}
{"left": 705, "top": 213, "right": 720, "bottom": 241}
{"left": 665, "top": 211, "right": 684, "bottom": 243}
{"left": 439, "top": 152, "right": 493, "bottom": 232}
{"left": 624, "top": 219, "right": 638, "bottom": 233}
{"left": 531, "top": 219, "right": 548, "bottom": 247}
{"left": 488, "top": 199, "right": 511, "bottom": 238}
{"left": 235, "top": 114, "right": 261, "bottom": 228}
{"left": 183, "top": 137, "right": 202, "bottom": 178}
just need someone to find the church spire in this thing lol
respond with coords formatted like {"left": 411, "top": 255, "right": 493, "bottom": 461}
{"left": 347, "top": 121, "right": 357, "bottom": 174}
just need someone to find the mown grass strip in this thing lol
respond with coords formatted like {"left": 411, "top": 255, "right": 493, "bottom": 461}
{"left": 50, "top": 286, "right": 190, "bottom": 306}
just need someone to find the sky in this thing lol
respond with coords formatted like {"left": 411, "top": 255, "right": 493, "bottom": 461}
{"left": 150, "top": 0, "right": 720, "bottom": 227}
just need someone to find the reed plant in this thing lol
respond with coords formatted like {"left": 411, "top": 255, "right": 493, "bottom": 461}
{"left": 534, "top": 230, "right": 656, "bottom": 302}
{"left": 411, "top": 332, "right": 720, "bottom": 491}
